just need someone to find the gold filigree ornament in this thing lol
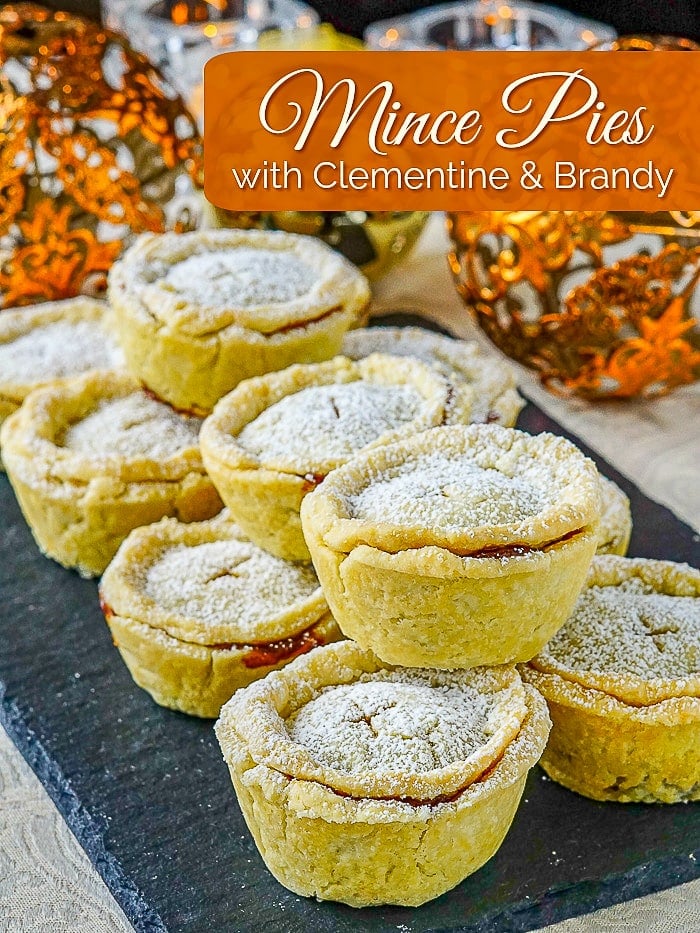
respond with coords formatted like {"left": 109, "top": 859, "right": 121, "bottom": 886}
{"left": 0, "top": 3, "right": 203, "bottom": 309}
{"left": 447, "top": 211, "right": 700, "bottom": 399}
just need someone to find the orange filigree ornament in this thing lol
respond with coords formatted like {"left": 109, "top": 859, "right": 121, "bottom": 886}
{"left": 0, "top": 3, "right": 203, "bottom": 308}
{"left": 447, "top": 211, "right": 700, "bottom": 400}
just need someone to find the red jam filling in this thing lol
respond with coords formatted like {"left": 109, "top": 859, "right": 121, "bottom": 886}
{"left": 100, "top": 593, "right": 326, "bottom": 669}
{"left": 212, "top": 624, "right": 326, "bottom": 669}
{"left": 468, "top": 542, "right": 535, "bottom": 559}
{"left": 455, "top": 527, "right": 583, "bottom": 560}
{"left": 282, "top": 751, "right": 507, "bottom": 808}
{"left": 301, "top": 472, "right": 325, "bottom": 492}
{"left": 99, "top": 593, "right": 114, "bottom": 620}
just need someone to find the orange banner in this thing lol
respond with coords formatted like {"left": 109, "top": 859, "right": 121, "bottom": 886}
{"left": 204, "top": 51, "right": 700, "bottom": 210}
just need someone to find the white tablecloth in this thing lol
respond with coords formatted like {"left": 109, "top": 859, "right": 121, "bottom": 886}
{"left": 1, "top": 216, "right": 699, "bottom": 932}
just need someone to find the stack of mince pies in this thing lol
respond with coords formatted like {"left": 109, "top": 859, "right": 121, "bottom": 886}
{"left": 1, "top": 226, "right": 697, "bottom": 912}
{"left": 199, "top": 352, "right": 475, "bottom": 560}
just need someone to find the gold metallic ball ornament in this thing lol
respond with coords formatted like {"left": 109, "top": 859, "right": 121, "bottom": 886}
{"left": 0, "top": 3, "right": 203, "bottom": 308}
{"left": 212, "top": 210, "right": 430, "bottom": 281}
{"left": 447, "top": 210, "right": 700, "bottom": 400}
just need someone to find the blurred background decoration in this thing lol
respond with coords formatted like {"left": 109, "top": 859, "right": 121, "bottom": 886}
{"left": 103, "top": 0, "right": 321, "bottom": 101}
{"left": 5, "top": 2, "right": 700, "bottom": 304}
{"left": 82, "top": 1, "right": 427, "bottom": 281}
{"left": 185, "top": 20, "right": 362, "bottom": 130}
{"left": 0, "top": 2, "right": 202, "bottom": 308}
{"left": 365, "top": 1, "right": 615, "bottom": 51}
{"left": 588, "top": 34, "right": 700, "bottom": 51}
{"left": 303, "top": 0, "right": 700, "bottom": 44}
{"left": 102, "top": 0, "right": 619, "bottom": 101}
{"left": 447, "top": 33, "right": 700, "bottom": 401}
{"left": 214, "top": 211, "right": 431, "bottom": 281}
{"left": 39, "top": 0, "right": 700, "bottom": 43}
{"left": 447, "top": 210, "right": 700, "bottom": 399}
{"left": 255, "top": 21, "right": 361, "bottom": 49}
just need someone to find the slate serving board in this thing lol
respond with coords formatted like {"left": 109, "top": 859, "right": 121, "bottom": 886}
{"left": 1, "top": 317, "right": 699, "bottom": 933}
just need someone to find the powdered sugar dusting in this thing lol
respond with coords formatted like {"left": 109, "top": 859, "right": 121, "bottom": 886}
{"left": 342, "top": 326, "right": 520, "bottom": 424}
{"left": 348, "top": 451, "right": 548, "bottom": 530}
{"left": 0, "top": 320, "right": 122, "bottom": 384}
{"left": 62, "top": 393, "right": 200, "bottom": 460}
{"left": 162, "top": 249, "right": 317, "bottom": 308}
{"left": 286, "top": 670, "right": 496, "bottom": 775}
{"left": 544, "top": 577, "right": 700, "bottom": 680}
{"left": 144, "top": 539, "right": 319, "bottom": 634}
{"left": 237, "top": 383, "right": 423, "bottom": 467}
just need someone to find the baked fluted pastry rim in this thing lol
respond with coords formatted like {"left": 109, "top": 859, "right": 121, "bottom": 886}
{"left": 302, "top": 423, "right": 602, "bottom": 555}
{"left": 596, "top": 476, "right": 632, "bottom": 555}
{"left": 107, "top": 229, "right": 371, "bottom": 338}
{"left": 230, "top": 692, "right": 549, "bottom": 826}
{"left": 200, "top": 353, "right": 475, "bottom": 478}
{"left": 0, "top": 371, "right": 206, "bottom": 486}
{"left": 216, "top": 641, "right": 540, "bottom": 803}
{"left": 342, "top": 325, "right": 524, "bottom": 427}
{"left": 0, "top": 297, "right": 121, "bottom": 406}
{"left": 99, "top": 513, "right": 330, "bottom": 646}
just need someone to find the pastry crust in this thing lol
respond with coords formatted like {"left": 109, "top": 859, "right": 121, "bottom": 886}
{"left": 301, "top": 423, "right": 601, "bottom": 668}
{"left": 1, "top": 371, "right": 222, "bottom": 577}
{"left": 342, "top": 325, "right": 524, "bottom": 426}
{"left": 215, "top": 641, "right": 550, "bottom": 907}
{"left": 108, "top": 230, "right": 371, "bottom": 413}
{"left": 523, "top": 556, "right": 700, "bottom": 803}
{"left": 200, "top": 354, "right": 475, "bottom": 561}
{"left": 100, "top": 513, "right": 341, "bottom": 717}
{"left": 0, "top": 297, "right": 123, "bottom": 455}
{"left": 596, "top": 476, "right": 632, "bottom": 556}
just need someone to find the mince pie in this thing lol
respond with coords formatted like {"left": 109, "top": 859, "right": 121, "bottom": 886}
{"left": 1, "top": 372, "right": 221, "bottom": 576}
{"left": 200, "top": 353, "right": 474, "bottom": 561}
{"left": 301, "top": 424, "right": 601, "bottom": 668}
{"left": 100, "top": 513, "right": 340, "bottom": 717}
{"left": 215, "top": 641, "right": 550, "bottom": 906}
{"left": 108, "top": 229, "right": 370, "bottom": 414}
{"left": 522, "top": 555, "right": 700, "bottom": 803}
